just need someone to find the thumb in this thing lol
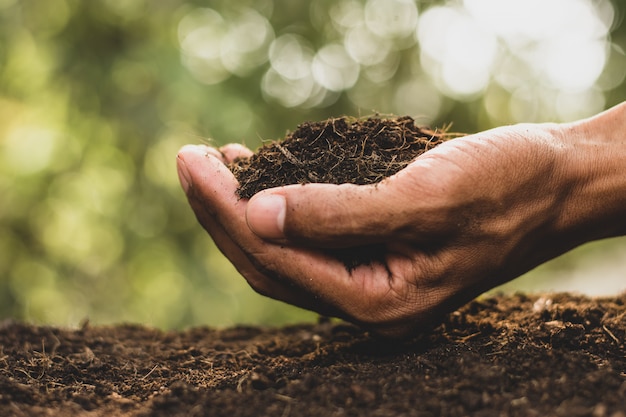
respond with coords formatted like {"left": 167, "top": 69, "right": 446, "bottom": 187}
{"left": 245, "top": 180, "right": 413, "bottom": 247}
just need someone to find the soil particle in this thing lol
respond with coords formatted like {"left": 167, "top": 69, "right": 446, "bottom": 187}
{"left": 2, "top": 293, "right": 625, "bottom": 416}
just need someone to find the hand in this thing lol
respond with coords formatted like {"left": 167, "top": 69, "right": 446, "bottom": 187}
{"left": 176, "top": 104, "right": 626, "bottom": 338}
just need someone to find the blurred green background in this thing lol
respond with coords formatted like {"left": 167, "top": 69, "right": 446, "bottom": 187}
{"left": 1, "top": 0, "right": 625, "bottom": 329}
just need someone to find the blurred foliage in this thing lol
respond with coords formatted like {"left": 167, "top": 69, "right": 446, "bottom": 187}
{"left": 1, "top": 0, "right": 625, "bottom": 328}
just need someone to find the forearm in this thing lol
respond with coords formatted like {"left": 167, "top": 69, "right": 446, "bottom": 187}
{"left": 560, "top": 102, "right": 626, "bottom": 243}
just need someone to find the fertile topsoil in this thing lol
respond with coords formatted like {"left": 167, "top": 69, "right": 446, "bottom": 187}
{"left": 229, "top": 116, "right": 447, "bottom": 198}
{"left": 1, "top": 293, "right": 625, "bottom": 416}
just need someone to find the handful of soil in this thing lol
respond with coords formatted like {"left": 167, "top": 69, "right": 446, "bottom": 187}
{"left": 228, "top": 116, "right": 449, "bottom": 268}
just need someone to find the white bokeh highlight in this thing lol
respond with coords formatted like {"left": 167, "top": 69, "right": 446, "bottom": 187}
{"left": 312, "top": 43, "right": 360, "bottom": 92}
{"left": 177, "top": 0, "right": 618, "bottom": 120}
{"left": 178, "top": 8, "right": 273, "bottom": 85}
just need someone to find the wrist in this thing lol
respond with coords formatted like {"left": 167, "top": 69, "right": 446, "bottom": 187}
{"left": 559, "top": 102, "right": 626, "bottom": 243}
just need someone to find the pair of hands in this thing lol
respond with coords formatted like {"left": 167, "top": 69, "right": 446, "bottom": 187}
{"left": 176, "top": 120, "right": 583, "bottom": 338}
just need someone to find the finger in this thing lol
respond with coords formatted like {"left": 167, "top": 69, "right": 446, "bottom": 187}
{"left": 220, "top": 143, "right": 254, "bottom": 162}
{"left": 177, "top": 145, "right": 224, "bottom": 194}
{"left": 245, "top": 159, "right": 456, "bottom": 247}
{"left": 177, "top": 144, "right": 243, "bottom": 216}
{"left": 245, "top": 183, "right": 389, "bottom": 245}
{"left": 188, "top": 196, "right": 341, "bottom": 317}
{"left": 257, "top": 244, "right": 445, "bottom": 336}
{"left": 187, "top": 144, "right": 225, "bottom": 161}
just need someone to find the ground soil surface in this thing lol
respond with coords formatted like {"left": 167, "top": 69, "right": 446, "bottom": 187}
{"left": 1, "top": 293, "right": 625, "bottom": 417}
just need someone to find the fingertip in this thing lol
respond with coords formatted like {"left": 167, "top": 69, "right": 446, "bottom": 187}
{"left": 177, "top": 144, "right": 223, "bottom": 160}
{"left": 220, "top": 143, "right": 254, "bottom": 162}
{"left": 176, "top": 145, "right": 214, "bottom": 194}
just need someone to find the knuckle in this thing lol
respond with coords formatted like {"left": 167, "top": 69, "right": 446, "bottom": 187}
{"left": 238, "top": 269, "right": 273, "bottom": 297}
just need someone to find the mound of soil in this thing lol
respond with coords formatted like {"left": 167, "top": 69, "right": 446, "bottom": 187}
{"left": 1, "top": 293, "right": 625, "bottom": 416}
{"left": 229, "top": 116, "right": 446, "bottom": 198}
{"left": 228, "top": 116, "right": 448, "bottom": 268}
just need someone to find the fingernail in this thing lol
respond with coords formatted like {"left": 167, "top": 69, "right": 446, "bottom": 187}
{"left": 177, "top": 145, "right": 219, "bottom": 194}
{"left": 176, "top": 157, "right": 193, "bottom": 194}
{"left": 246, "top": 194, "right": 286, "bottom": 239}
{"left": 177, "top": 145, "right": 206, "bottom": 194}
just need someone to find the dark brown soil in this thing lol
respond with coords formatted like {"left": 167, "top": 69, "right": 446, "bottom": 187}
{"left": 2, "top": 293, "right": 625, "bottom": 417}
{"left": 230, "top": 116, "right": 446, "bottom": 199}
{"left": 228, "top": 116, "right": 448, "bottom": 268}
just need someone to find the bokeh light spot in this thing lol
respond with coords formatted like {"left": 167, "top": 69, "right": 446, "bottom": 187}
{"left": 178, "top": 8, "right": 230, "bottom": 85}
{"left": 541, "top": 38, "right": 607, "bottom": 92}
{"left": 330, "top": 0, "right": 364, "bottom": 33}
{"left": 269, "top": 34, "right": 314, "bottom": 81}
{"left": 220, "top": 9, "right": 274, "bottom": 76}
{"left": 364, "top": 0, "right": 419, "bottom": 39}
{"left": 262, "top": 68, "right": 317, "bottom": 108}
{"left": 344, "top": 23, "right": 393, "bottom": 66}
{"left": 312, "top": 43, "right": 360, "bottom": 91}
{"left": 418, "top": 6, "right": 497, "bottom": 98}
{"left": 393, "top": 78, "right": 443, "bottom": 124}
{"left": 3, "top": 125, "right": 59, "bottom": 175}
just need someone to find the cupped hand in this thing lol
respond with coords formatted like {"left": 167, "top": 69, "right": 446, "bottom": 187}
{"left": 177, "top": 122, "right": 579, "bottom": 338}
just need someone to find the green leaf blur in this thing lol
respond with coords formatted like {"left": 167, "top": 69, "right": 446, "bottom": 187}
{"left": 1, "top": 0, "right": 625, "bottom": 328}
